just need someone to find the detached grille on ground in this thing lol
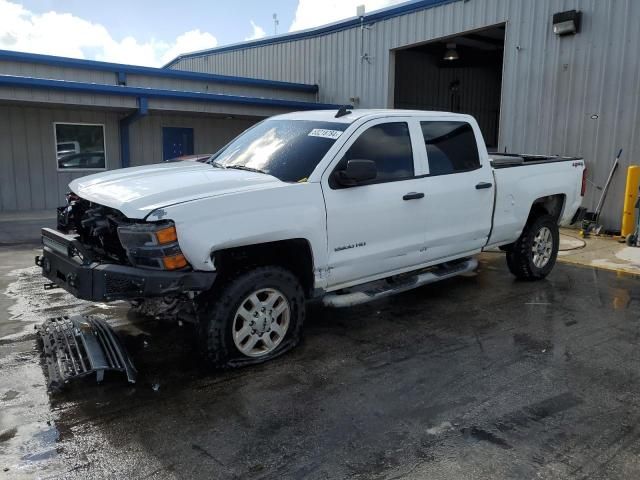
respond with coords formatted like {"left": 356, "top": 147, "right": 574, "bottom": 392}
{"left": 36, "top": 315, "right": 137, "bottom": 391}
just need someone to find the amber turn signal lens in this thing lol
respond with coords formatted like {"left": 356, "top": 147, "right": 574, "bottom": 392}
{"left": 155, "top": 226, "right": 178, "bottom": 244}
{"left": 162, "top": 254, "right": 188, "bottom": 270}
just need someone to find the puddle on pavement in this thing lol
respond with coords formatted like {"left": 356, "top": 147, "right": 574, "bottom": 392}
{"left": 0, "top": 250, "right": 639, "bottom": 478}
{"left": 611, "top": 287, "right": 632, "bottom": 310}
{"left": 461, "top": 426, "right": 512, "bottom": 449}
{"left": 0, "top": 261, "right": 183, "bottom": 476}
{"left": 1, "top": 266, "right": 130, "bottom": 341}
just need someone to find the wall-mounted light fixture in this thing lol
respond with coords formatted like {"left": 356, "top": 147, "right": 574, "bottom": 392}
{"left": 444, "top": 43, "right": 459, "bottom": 61}
{"left": 553, "top": 10, "right": 582, "bottom": 36}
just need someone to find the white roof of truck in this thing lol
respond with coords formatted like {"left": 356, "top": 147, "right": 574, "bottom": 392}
{"left": 273, "top": 108, "right": 464, "bottom": 124}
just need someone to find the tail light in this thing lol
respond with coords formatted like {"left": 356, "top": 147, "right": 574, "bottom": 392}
{"left": 581, "top": 168, "right": 587, "bottom": 196}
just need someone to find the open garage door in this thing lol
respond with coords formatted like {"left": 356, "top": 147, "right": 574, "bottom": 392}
{"left": 393, "top": 25, "right": 505, "bottom": 149}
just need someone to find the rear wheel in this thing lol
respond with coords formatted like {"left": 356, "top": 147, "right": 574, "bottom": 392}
{"left": 506, "top": 214, "right": 559, "bottom": 280}
{"left": 197, "top": 266, "right": 305, "bottom": 368}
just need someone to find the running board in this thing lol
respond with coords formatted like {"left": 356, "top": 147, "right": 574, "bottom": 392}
{"left": 322, "top": 258, "right": 478, "bottom": 308}
{"left": 36, "top": 315, "right": 137, "bottom": 391}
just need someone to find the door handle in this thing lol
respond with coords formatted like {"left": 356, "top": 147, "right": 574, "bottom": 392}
{"left": 475, "top": 182, "right": 493, "bottom": 190}
{"left": 403, "top": 192, "right": 424, "bottom": 200}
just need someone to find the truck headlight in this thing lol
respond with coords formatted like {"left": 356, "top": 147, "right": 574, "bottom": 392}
{"left": 117, "top": 221, "right": 188, "bottom": 270}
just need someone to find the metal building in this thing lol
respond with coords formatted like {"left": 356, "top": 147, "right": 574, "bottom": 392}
{"left": 0, "top": 50, "right": 336, "bottom": 213}
{"left": 166, "top": 0, "right": 639, "bottom": 230}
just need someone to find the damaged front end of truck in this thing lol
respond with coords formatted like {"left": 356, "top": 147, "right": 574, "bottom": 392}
{"left": 34, "top": 193, "right": 215, "bottom": 389}
{"left": 36, "top": 193, "right": 214, "bottom": 304}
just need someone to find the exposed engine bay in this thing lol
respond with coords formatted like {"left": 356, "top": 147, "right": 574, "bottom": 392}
{"left": 54, "top": 193, "right": 202, "bottom": 322}
{"left": 56, "top": 193, "right": 132, "bottom": 264}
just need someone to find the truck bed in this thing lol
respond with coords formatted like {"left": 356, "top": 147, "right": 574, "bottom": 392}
{"left": 490, "top": 153, "right": 582, "bottom": 168}
{"left": 487, "top": 154, "right": 585, "bottom": 248}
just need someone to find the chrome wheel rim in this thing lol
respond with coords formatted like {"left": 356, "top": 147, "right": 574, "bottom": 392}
{"left": 532, "top": 226, "right": 553, "bottom": 268}
{"left": 232, "top": 288, "right": 290, "bottom": 357}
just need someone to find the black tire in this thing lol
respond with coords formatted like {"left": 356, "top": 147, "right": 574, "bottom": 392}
{"left": 506, "top": 214, "right": 559, "bottom": 280}
{"left": 196, "top": 266, "right": 305, "bottom": 368}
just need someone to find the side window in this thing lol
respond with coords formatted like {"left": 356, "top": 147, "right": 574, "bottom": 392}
{"left": 335, "top": 122, "right": 414, "bottom": 184}
{"left": 420, "top": 121, "right": 480, "bottom": 176}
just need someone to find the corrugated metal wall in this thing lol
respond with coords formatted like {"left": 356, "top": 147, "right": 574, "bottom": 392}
{"left": 129, "top": 114, "right": 256, "bottom": 166}
{"left": 0, "top": 105, "right": 121, "bottom": 212}
{"left": 170, "top": 0, "right": 640, "bottom": 230}
{"left": 0, "top": 103, "right": 259, "bottom": 211}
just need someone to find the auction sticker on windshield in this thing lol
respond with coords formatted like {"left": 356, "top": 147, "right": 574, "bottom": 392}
{"left": 308, "top": 129, "right": 343, "bottom": 139}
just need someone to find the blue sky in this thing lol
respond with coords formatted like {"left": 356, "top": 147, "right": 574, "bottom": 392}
{"left": 0, "top": 0, "right": 405, "bottom": 66}
{"left": 17, "top": 0, "right": 298, "bottom": 47}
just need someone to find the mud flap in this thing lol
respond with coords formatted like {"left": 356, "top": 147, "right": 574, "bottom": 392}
{"left": 36, "top": 315, "right": 137, "bottom": 391}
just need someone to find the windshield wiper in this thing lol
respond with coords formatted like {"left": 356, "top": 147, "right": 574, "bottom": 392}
{"left": 224, "top": 165, "right": 268, "bottom": 175}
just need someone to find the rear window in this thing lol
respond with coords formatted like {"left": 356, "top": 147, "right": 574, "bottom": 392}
{"left": 421, "top": 121, "right": 480, "bottom": 176}
{"left": 210, "top": 120, "right": 348, "bottom": 182}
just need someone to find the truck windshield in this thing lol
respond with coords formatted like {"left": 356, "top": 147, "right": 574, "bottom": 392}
{"left": 208, "top": 119, "right": 348, "bottom": 182}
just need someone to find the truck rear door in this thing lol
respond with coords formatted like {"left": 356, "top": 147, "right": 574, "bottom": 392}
{"left": 417, "top": 118, "right": 494, "bottom": 261}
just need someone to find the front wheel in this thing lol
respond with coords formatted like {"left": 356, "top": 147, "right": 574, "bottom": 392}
{"left": 196, "top": 266, "right": 305, "bottom": 368}
{"left": 506, "top": 214, "right": 559, "bottom": 280}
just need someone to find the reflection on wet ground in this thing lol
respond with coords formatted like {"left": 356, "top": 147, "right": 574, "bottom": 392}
{"left": 1, "top": 246, "right": 640, "bottom": 479}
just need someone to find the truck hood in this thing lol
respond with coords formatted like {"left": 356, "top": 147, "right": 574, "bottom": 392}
{"left": 69, "top": 162, "right": 283, "bottom": 218}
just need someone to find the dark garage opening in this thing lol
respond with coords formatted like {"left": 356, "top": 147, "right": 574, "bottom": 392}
{"left": 393, "top": 25, "right": 505, "bottom": 149}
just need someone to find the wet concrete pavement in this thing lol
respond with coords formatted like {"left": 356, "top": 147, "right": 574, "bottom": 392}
{"left": 1, "top": 245, "right": 640, "bottom": 479}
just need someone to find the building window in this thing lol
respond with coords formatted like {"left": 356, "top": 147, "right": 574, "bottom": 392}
{"left": 54, "top": 123, "right": 106, "bottom": 170}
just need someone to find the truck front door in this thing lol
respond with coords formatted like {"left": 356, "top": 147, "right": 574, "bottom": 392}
{"left": 321, "top": 119, "right": 429, "bottom": 289}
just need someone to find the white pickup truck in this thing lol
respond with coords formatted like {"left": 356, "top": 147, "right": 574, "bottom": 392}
{"left": 37, "top": 109, "right": 586, "bottom": 367}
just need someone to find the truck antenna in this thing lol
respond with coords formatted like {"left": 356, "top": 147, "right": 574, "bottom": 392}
{"left": 335, "top": 105, "right": 352, "bottom": 118}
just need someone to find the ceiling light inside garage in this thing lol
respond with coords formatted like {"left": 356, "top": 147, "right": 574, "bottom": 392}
{"left": 444, "top": 43, "right": 459, "bottom": 61}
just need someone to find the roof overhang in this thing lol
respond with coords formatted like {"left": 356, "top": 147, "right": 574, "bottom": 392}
{"left": 0, "top": 74, "right": 339, "bottom": 110}
{"left": 0, "top": 49, "right": 318, "bottom": 94}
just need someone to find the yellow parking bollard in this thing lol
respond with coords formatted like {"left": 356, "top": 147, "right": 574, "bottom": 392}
{"left": 621, "top": 166, "right": 640, "bottom": 237}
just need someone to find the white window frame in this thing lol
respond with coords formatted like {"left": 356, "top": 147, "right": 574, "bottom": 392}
{"left": 54, "top": 122, "right": 107, "bottom": 172}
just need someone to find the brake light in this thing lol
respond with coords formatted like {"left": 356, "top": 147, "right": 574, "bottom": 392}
{"left": 581, "top": 168, "right": 587, "bottom": 196}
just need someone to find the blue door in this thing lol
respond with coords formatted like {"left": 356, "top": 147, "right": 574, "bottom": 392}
{"left": 162, "top": 127, "right": 194, "bottom": 160}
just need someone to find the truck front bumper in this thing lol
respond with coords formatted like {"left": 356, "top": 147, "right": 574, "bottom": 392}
{"left": 35, "top": 228, "right": 215, "bottom": 302}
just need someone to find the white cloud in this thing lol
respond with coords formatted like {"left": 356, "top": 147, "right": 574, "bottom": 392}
{"left": 158, "top": 29, "right": 218, "bottom": 65}
{"left": 289, "top": 0, "right": 406, "bottom": 31}
{"left": 245, "top": 20, "right": 266, "bottom": 41}
{"left": 0, "top": 0, "right": 217, "bottom": 67}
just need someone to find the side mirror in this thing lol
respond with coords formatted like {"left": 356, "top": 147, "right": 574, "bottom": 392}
{"left": 335, "top": 159, "right": 377, "bottom": 186}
